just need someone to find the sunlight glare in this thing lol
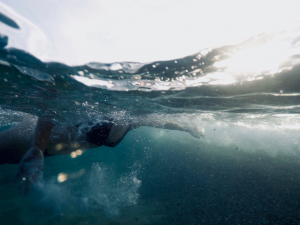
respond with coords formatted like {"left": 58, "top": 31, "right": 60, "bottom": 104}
{"left": 214, "top": 45, "right": 290, "bottom": 75}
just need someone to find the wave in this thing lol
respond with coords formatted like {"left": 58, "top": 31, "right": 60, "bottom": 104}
{"left": 0, "top": 5, "right": 300, "bottom": 119}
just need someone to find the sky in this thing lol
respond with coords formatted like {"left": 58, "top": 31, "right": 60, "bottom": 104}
{"left": 0, "top": 0, "right": 299, "bottom": 65}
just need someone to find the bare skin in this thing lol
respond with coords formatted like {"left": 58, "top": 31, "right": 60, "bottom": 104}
{"left": 0, "top": 115, "right": 204, "bottom": 193}
{"left": 15, "top": 117, "right": 54, "bottom": 193}
{"left": 0, "top": 117, "right": 203, "bottom": 163}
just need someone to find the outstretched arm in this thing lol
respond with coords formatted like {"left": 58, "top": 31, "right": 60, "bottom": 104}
{"left": 105, "top": 116, "right": 203, "bottom": 147}
{"left": 130, "top": 117, "right": 204, "bottom": 139}
{"left": 16, "top": 117, "right": 53, "bottom": 193}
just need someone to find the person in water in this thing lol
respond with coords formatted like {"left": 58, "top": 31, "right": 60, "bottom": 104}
{"left": 0, "top": 115, "right": 203, "bottom": 193}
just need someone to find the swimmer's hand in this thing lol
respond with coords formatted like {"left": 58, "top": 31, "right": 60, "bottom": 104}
{"left": 186, "top": 124, "right": 205, "bottom": 139}
{"left": 163, "top": 122, "right": 204, "bottom": 139}
{"left": 16, "top": 146, "right": 44, "bottom": 194}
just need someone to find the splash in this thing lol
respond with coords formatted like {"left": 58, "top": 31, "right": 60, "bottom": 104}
{"left": 36, "top": 163, "right": 141, "bottom": 217}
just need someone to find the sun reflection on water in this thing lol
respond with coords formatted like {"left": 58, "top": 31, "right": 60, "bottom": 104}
{"left": 214, "top": 24, "right": 300, "bottom": 80}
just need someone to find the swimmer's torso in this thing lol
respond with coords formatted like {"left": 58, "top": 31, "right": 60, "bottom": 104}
{"left": 46, "top": 118, "right": 131, "bottom": 155}
{"left": 0, "top": 117, "right": 132, "bottom": 163}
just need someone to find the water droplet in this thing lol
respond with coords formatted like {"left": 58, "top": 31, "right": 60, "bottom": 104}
{"left": 70, "top": 152, "right": 77, "bottom": 158}
{"left": 57, "top": 173, "right": 68, "bottom": 183}
{"left": 76, "top": 149, "right": 82, "bottom": 155}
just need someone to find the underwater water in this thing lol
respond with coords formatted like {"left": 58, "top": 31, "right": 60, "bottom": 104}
{"left": 1, "top": 1, "right": 300, "bottom": 225}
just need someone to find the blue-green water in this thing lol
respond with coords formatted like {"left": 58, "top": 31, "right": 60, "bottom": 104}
{"left": 1, "top": 2, "right": 300, "bottom": 225}
{"left": 2, "top": 126, "right": 300, "bottom": 224}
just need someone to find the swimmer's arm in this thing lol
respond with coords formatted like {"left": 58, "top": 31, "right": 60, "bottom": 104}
{"left": 16, "top": 117, "right": 54, "bottom": 193}
{"left": 32, "top": 117, "right": 54, "bottom": 152}
{"left": 130, "top": 119, "right": 204, "bottom": 139}
{"left": 131, "top": 120, "right": 187, "bottom": 131}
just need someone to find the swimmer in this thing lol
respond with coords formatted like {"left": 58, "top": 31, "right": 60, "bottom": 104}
{"left": 0, "top": 115, "right": 203, "bottom": 193}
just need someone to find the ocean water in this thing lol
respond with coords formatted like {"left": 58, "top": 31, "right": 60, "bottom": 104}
{"left": 1, "top": 2, "right": 300, "bottom": 225}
